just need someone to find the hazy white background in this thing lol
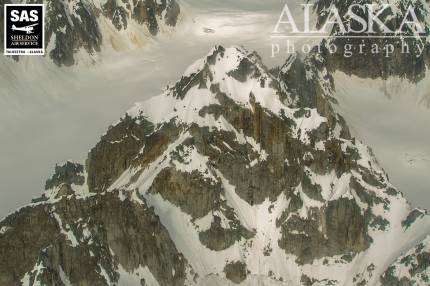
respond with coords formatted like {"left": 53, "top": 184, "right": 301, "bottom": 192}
{"left": 0, "top": 0, "right": 429, "bottom": 219}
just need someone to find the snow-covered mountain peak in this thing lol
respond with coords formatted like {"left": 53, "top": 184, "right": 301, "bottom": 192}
{"left": 1, "top": 46, "right": 430, "bottom": 286}
{"left": 124, "top": 45, "right": 339, "bottom": 148}
{"left": 127, "top": 45, "right": 286, "bottom": 125}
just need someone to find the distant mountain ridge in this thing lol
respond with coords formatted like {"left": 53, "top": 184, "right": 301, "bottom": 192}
{"left": 310, "top": 0, "right": 430, "bottom": 82}
{"left": 0, "top": 0, "right": 180, "bottom": 66}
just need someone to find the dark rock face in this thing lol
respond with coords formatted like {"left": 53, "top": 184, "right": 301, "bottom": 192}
{"left": 103, "top": 0, "right": 180, "bottom": 35}
{"left": 0, "top": 206, "right": 60, "bottom": 286}
{"left": 1, "top": 45, "right": 430, "bottom": 285}
{"left": 325, "top": 38, "right": 427, "bottom": 82}
{"left": 403, "top": 209, "right": 427, "bottom": 229}
{"left": 149, "top": 167, "right": 219, "bottom": 218}
{"left": 278, "top": 198, "right": 368, "bottom": 264}
{"left": 45, "top": 0, "right": 102, "bottom": 66}
{"left": 45, "top": 161, "right": 85, "bottom": 190}
{"left": 276, "top": 51, "right": 335, "bottom": 111}
{"left": 0, "top": 190, "right": 187, "bottom": 286}
{"left": 87, "top": 115, "right": 155, "bottom": 193}
{"left": 102, "top": 0, "right": 129, "bottom": 31}
{"left": 198, "top": 214, "right": 254, "bottom": 251}
{"left": 1, "top": 0, "right": 180, "bottom": 66}
{"left": 312, "top": 0, "right": 430, "bottom": 82}
{"left": 163, "top": 0, "right": 180, "bottom": 27}
{"left": 224, "top": 261, "right": 247, "bottom": 284}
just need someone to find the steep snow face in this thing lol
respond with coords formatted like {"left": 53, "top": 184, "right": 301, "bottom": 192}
{"left": 85, "top": 46, "right": 430, "bottom": 285}
{"left": 1, "top": 45, "right": 430, "bottom": 286}
{"left": 297, "top": 0, "right": 430, "bottom": 211}
{"left": 332, "top": 71, "right": 430, "bottom": 212}
{"left": 126, "top": 46, "right": 327, "bottom": 143}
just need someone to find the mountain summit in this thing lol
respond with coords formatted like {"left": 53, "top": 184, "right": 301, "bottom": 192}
{"left": 1, "top": 46, "right": 429, "bottom": 285}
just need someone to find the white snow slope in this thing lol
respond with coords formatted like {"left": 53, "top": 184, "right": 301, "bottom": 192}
{"left": 53, "top": 45, "right": 430, "bottom": 285}
{"left": 0, "top": 0, "right": 429, "bottom": 228}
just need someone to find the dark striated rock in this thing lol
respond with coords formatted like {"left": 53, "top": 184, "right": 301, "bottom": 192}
{"left": 45, "top": 161, "right": 85, "bottom": 190}
{"left": 87, "top": 114, "right": 156, "bottom": 193}
{"left": 102, "top": 0, "right": 129, "bottom": 31}
{"left": 277, "top": 198, "right": 369, "bottom": 264}
{"left": 224, "top": 261, "right": 247, "bottom": 284}
{"left": 0, "top": 190, "right": 187, "bottom": 286}
{"left": 149, "top": 167, "right": 220, "bottom": 218}
{"left": 311, "top": 0, "right": 430, "bottom": 82}
{"left": 402, "top": 209, "right": 427, "bottom": 229}
{"left": 199, "top": 215, "right": 254, "bottom": 251}
{"left": 44, "top": 0, "right": 102, "bottom": 66}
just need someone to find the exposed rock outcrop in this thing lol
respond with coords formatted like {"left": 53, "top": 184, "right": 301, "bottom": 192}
{"left": 1, "top": 45, "right": 429, "bottom": 285}
{"left": 1, "top": 0, "right": 180, "bottom": 66}
{"left": 45, "top": 161, "right": 85, "bottom": 190}
{"left": 0, "top": 189, "right": 187, "bottom": 286}
{"left": 312, "top": 0, "right": 430, "bottom": 82}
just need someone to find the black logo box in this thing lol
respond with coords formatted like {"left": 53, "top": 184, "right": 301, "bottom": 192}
{"left": 4, "top": 4, "right": 44, "bottom": 50}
